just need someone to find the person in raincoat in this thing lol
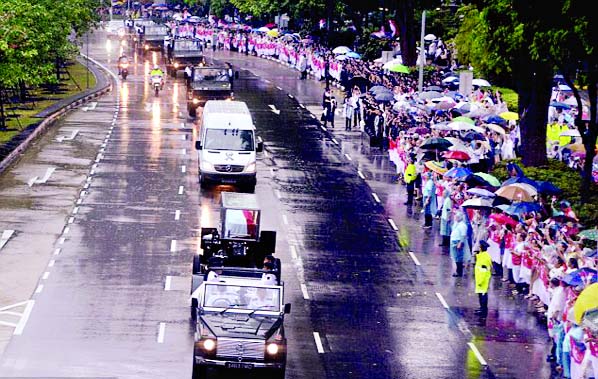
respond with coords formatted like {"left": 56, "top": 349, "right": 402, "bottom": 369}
{"left": 450, "top": 212, "right": 470, "bottom": 277}
{"left": 422, "top": 172, "right": 437, "bottom": 228}
{"left": 439, "top": 189, "right": 453, "bottom": 246}
{"left": 474, "top": 240, "right": 492, "bottom": 315}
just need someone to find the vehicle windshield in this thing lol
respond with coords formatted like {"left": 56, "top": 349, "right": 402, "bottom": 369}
{"left": 223, "top": 209, "right": 258, "bottom": 239}
{"left": 193, "top": 68, "right": 229, "bottom": 82}
{"left": 204, "top": 284, "right": 280, "bottom": 312}
{"left": 203, "top": 128, "right": 254, "bottom": 151}
{"left": 175, "top": 40, "right": 199, "bottom": 50}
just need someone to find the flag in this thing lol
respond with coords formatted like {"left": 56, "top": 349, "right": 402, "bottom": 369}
{"left": 371, "top": 26, "right": 386, "bottom": 39}
{"left": 319, "top": 19, "right": 326, "bottom": 29}
{"left": 388, "top": 20, "right": 398, "bottom": 37}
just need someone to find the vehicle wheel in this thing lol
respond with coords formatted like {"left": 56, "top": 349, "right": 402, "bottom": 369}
{"left": 155, "top": 87, "right": 159, "bottom": 97}
{"left": 243, "top": 183, "right": 255, "bottom": 193}
{"left": 192, "top": 364, "right": 206, "bottom": 379}
{"left": 199, "top": 174, "right": 208, "bottom": 189}
{"left": 190, "top": 299, "right": 197, "bottom": 321}
{"left": 192, "top": 254, "right": 201, "bottom": 275}
{"left": 267, "top": 368, "right": 286, "bottom": 379}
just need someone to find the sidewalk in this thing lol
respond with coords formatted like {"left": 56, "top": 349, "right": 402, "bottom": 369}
{"left": 210, "top": 49, "right": 554, "bottom": 379}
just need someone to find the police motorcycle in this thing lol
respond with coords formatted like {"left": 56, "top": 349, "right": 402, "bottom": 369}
{"left": 149, "top": 65, "right": 165, "bottom": 96}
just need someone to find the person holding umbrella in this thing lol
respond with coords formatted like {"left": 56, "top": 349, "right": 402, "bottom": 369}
{"left": 475, "top": 240, "right": 493, "bottom": 316}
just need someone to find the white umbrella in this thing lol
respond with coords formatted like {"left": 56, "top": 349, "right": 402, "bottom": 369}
{"left": 257, "top": 26, "right": 270, "bottom": 32}
{"left": 335, "top": 55, "right": 349, "bottom": 61}
{"left": 448, "top": 121, "right": 476, "bottom": 131}
{"left": 484, "top": 123, "right": 506, "bottom": 135}
{"left": 424, "top": 33, "right": 437, "bottom": 41}
{"left": 559, "top": 84, "right": 572, "bottom": 91}
{"left": 442, "top": 76, "right": 459, "bottom": 84}
{"left": 472, "top": 78, "right": 491, "bottom": 87}
{"left": 560, "top": 129, "right": 581, "bottom": 137}
{"left": 462, "top": 198, "right": 494, "bottom": 209}
{"left": 382, "top": 58, "right": 404, "bottom": 69}
{"left": 332, "top": 46, "right": 351, "bottom": 54}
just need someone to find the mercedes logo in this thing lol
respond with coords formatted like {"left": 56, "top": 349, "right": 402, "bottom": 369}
{"left": 225, "top": 165, "right": 232, "bottom": 172}
{"left": 236, "top": 343, "right": 244, "bottom": 355}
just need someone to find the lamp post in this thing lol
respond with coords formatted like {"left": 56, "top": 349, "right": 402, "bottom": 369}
{"left": 86, "top": 32, "right": 90, "bottom": 89}
{"left": 417, "top": 10, "right": 426, "bottom": 93}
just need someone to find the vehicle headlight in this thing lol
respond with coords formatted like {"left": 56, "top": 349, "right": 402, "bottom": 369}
{"left": 192, "top": 98, "right": 200, "bottom": 104}
{"left": 245, "top": 162, "right": 256, "bottom": 173}
{"left": 266, "top": 343, "right": 279, "bottom": 355}
{"left": 144, "top": 44, "right": 149, "bottom": 50}
{"left": 174, "top": 62, "right": 179, "bottom": 68}
{"left": 203, "top": 339, "right": 216, "bottom": 351}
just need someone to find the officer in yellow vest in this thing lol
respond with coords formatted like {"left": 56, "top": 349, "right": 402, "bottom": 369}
{"left": 404, "top": 155, "right": 417, "bottom": 205}
{"left": 474, "top": 240, "right": 493, "bottom": 316}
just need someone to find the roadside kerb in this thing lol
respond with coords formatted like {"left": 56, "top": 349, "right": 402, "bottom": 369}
{"left": 0, "top": 55, "right": 113, "bottom": 176}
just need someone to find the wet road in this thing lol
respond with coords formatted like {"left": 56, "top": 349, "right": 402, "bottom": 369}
{"left": 0, "top": 29, "right": 551, "bottom": 379}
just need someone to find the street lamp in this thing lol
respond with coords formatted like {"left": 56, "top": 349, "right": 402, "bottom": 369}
{"left": 418, "top": 10, "right": 426, "bottom": 93}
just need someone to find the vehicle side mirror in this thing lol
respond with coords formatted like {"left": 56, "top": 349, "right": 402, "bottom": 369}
{"left": 195, "top": 140, "right": 202, "bottom": 150}
{"left": 284, "top": 303, "right": 291, "bottom": 314}
{"left": 234, "top": 71, "right": 239, "bottom": 79}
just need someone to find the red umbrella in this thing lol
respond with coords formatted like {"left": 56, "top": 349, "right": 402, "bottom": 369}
{"left": 490, "top": 213, "right": 518, "bottom": 226}
{"left": 265, "top": 23, "right": 277, "bottom": 28}
{"left": 442, "top": 150, "right": 470, "bottom": 161}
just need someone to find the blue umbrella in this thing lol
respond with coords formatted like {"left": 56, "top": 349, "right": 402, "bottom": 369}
{"left": 550, "top": 101, "right": 571, "bottom": 110}
{"left": 484, "top": 115, "right": 507, "bottom": 125}
{"left": 466, "top": 188, "right": 496, "bottom": 198}
{"left": 444, "top": 167, "right": 472, "bottom": 180}
{"left": 346, "top": 51, "right": 361, "bottom": 59}
{"left": 504, "top": 202, "right": 542, "bottom": 216}
{"left": 537, "top": 181, "right": 562, "bottom": 195}
{"left": 369, "top": 85, "right": 389, "bottom": 93}
{"left": 502, "top": 176, "right": 539, "bottom": 189}
{"left": 563, "top": 268, "right": 598, "bottom": 287}
{"left": 375, "top": 92, "right": 395, "bottom": 102}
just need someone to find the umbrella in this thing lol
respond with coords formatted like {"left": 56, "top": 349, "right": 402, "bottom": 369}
{"left": 550, "top": 101, "right": 572, "bottom": 110}
{"left": 484, "top": 115, "right": 507, "bottom": 125}
{"left": 484, "top": 123, "right": 506, "bottom": 135}
{"left": 408, "top": 126, "right": 430, "bottom": 135}
{"left": 418, "top": 91, "right": 442, "bottom": 100}
{"left": 504, "top": 202, "right": 542, "bottom": 216}
{"left": 424, "top": 161, "right": 448, "bottom": 175}
{"left": 346, "top": 51, "right": 361, "bottom": 59}
{"left": 382, "top": 58, "right": 404, "bottom": 69}
{"left": 560, "top": 129, "right": 581, "bottom": 137}
{"left": 500, "top": 111, "right": 519, "bottom": 121}
{"left": 563, "top": 268, "right": 598, "bottom": 288}
{"left": 462, "top": 132, "right": 486, "bottom": 142}
{"left": 335, "top": 55, "right": 349, "bottom": 61}
{"left": 448, "top": 121, "right": 475, "bottom": 131}
{"left": 502, "top": 176, "right": 539, "bottom": 189}
{"left": 424, "top": 33, "right": 437, "bottom": 41}
{"left": 490, "top": 213, "right": 518, "bottom": 226}
{"left": 387, "top": 64, "right": 410, "bottom": 74}
{"left": 420, "top": 137, "right": 453, "bottom": 151}
{"left": 462, "top": 198, "right": 493, "bottom": 209}
{"left": 444, "top": 167, "right": 473, "bottom": 179}
{"left": 495, "top": 184, "right": 534, "bottom": 202}
{"left": 374, "top": 92, "right": 395, "bottom": 102}
{"left": 452, "top": 116, "right": 476, "bottom": 124}
{"left": 574, "top": 283, "right": 598, "bottom": 325}
{"left": 474, "top": 173, "right": 501, "bottom": 187}
{"left": 425, "top": 85, "right": 443, "bottom": 92}
{"left": 508, "top": 182, "right": 538, "bottom": 197}
{"left": 257, "top": 26, "right": 270, "bottom": 32}
{"left": 369, "top": 85, "right": 388, "bottom": 93}
{"left": 581, "top": 309, "right": 598, "bottom": 334}
{"left": 465, "top": 174, "right": 498, "bottom": 189}
{"left": 467, "top": 188, "right": 496, "bottom": 198}
{"left": 579, "top": 228, "right": 598, "bottom": 242}
{"left": 472, "top": 78, "right": 492, "bottom": 87}
{"left": 564, "top": 143, "right": 586, "bottom": 153}
{"left": 537, "top": 181, "right": 562, "bottom": 195}
{"left": 332, "top": 46, "right": 351, "bottom": 54}
{"left": 266, "top": 29, "right": 279, "bottom": 37}
{"left": 559, "top": 84, "right": 572, "bottom": 91}
{"left": 433, "top": 101, "right": 456, "bottom": 110}
{"left": 443, "top": 150, "right": 471, "bottom": 161}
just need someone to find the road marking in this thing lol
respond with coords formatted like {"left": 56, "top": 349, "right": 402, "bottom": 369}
{"left": 372, "top": 193, "right": 381, "bottom": 203}
{"left": 288, "top": 94, "right": 294, "bottom": 99}
{"left": 263, "top": 150, "right": 269, "bottom": 158}
{"left": 182, "top": 134, "right": 186, "bottom": 140}
{"left": 357, "top": 170, "right": 366, "bottom": 180}
{"left": 313, "top": 332, "right": 324, "bottom": 353}
{"left": 331, "top": 138, "right": 338, "bottom": 145}
{"left": 435, "top": 292, "right": 450, "bottom": 309}
{"left": 76, "top": 199, "right": 82, "bottom": 206}
{"left": 180, "top": 122, "right": 185, "bottom": 128}
{"left": 170, "top": 240, "right": 177, "bottom": 253}
{"left": 90, "top": 169, "right": 95, "bottom": 175}
{"left": 282, "top": 215, "right": 288, "bottom": 225}
{"left": 56, "top": 130, "right": 79, "bottom": 142}
{"left": 300, "top": 284, "right": 310, "bottom": 300}
{"left": 73, "top": 207, "right": 79, "bottom": 215}
{"left": 83, "top": 183, "right": 90, "bottom": 189}
{"left": 181, "top": 165, "right": 186, "bottom": 173}
{"left": 320, "top": 125, "right": 326, "bottom": 131}
{"left": 42, "top": 272, "right": 50, "bottom": 280}
{"left": 408, "top": 251, "right": 421, "bottom": 266}
{"left": 35, "top": 285, "right": 44, "bottom": 294}
{"left": 86, "top": 177, "right": 92, "bottom": 183}
{"left": 13, "top": 300, "right": 34, "bottom": 336}
{"left": 290, "top": 245, "right": 297, "bottom": 259}
{"left": 175, "top": 210, "right": 181, "bottom": 221}
{"left": 268, "top": 104, "right": 281, "bottom": 115}
{"left": 299, "top": 104, "right": 305, "bottom": 109}
{"left": 28, "top": 168, "right": 56, "bottom": 187}
{"left": 82, "top": 101, "right": 97, "bottom": 112}
{"left": 467, "top": 342, "right": 487, "bottom": 366}
{"left": 388, "top": 218, "right": 398, "bottom": 231}
{"left": 275, "top": 190, "right": 281, "bottom": 199}
{"left": 58, "top": 237, "right": 65, "bottom": 245}
{"left": 311, "top": 114, "right": 316, "bottom": 119}
{"left": 62, "top": 227, "right": 69, "bottom": 235}
{"left": 0, "top": 230, "right": 15, "bottom": 250}
{"left": 48, "top": 259, "right": 55, "bottom": 268}
{"left": 68, "top": 217, "right": 74, "bottom": 224}
{"left": 344, "top": 153, "right": 352, "bottom": 161}
{"left": 164, "top": 276, "right": 172, "bottom": 291}
{"left": 276, "top": 86, "right": 282, "bottom": 90}
{"left": 157, "top": 322, "right": 166, "bottom": 343}
{"left": 181, "top": 148, "right": 186, "bottom": 155}
{"left": 53, "top": 248, "right": 61, "bottom": 256}
{"left": 178, "top": 186, "right": 184, "bottom": 195}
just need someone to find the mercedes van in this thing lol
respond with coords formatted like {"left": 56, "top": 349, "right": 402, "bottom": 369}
{"left": 195, "top": 101, "right": 263, "bottom": 192}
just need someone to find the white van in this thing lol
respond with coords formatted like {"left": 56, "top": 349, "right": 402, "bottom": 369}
{"left": 195, "top": 100, "right": 263, "bottom": 192}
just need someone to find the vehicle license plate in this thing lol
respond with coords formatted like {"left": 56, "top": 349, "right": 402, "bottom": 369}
{"left": 225, "top": 362, "right": 254, "bottom": 369}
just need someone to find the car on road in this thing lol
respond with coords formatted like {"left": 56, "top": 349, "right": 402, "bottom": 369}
{"left": 190, "top": 267, "right": 290, "bottom": 379}
{"left": 187, "top": 65, "right": 234, "bottom": 117}
{"left": 137, "top": 25, "right": 169, "bottom": 54}
{"left": 195, "top": 191, "right": 278, "bottom": 275}
{"left": 165, "top": 39, "right": 205, "bottom": 77}
{"left": 194, "top": 101, "right": 262, "bottom": 192}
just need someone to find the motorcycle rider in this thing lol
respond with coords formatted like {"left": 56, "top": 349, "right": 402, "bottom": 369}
{"left": 150, "top": 64, "right": 165, "bottom": 89}
{"left": 118, "top": 54, "right": 129, "bottom": 75}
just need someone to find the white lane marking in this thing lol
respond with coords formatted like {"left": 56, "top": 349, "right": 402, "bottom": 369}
{"left": 92, "top": 163, "right": 98, "bottom": 169}
{"left": 175, "top": 210, "right": 181, "bottom": 221}
{"left": 467, "top": 342, "right": 487, "bottom": 366}
{"left": 0, "top": 230, "right": 15, "bottom": 250}
{"left": 164, "top": 276, "right": 172, "bottom": 291}
{"left": 276, "top": 86, "right": 282, "bottom": 90}
{"left": 181, "top": 148, "right": 186, "bottom": 155}
{"left": 73, "top": 207, "right": 79, "bottom": 215}
{"left": 178, "top": 186, "right": 184, "bottom": 195}
{"left": 435, "top": 292, "right": 450, "bottom": 309}
{"left": 357, "top": 170, "right": 366, "bottom": 180}
{"left": 90, "top": 169, "right": 95, "bottom": 175}
{"left": 13, "top": 300, "right": 34, "bottom": 336}
{"left": 288, "top": 94, "right": 294, "bottom": 99}
{"left": 56, "top": 130, "right": 79, "bottom": 142}
{"left": 275, "top": 190, "right": 281, "bottom": 199}
{"left": 313, "top": 332, "right": 324, "bottom": 353}
{"left": 76, "top": 199, "right": 82, "bottom": 205}
{"left": 388, "top": 218, "right": 398, "bottom": 231}
{"left": 300, "top": 284, "right": 310, "bottom": 300}
{"left": 58, "top": 237, "right": 65, "bottom": 245}
{"left": 181, "top": 135, "right": 186, "bottom": 140}
{"left": 311, "top": 114, "right": 316, "bottom": 119}
{"left": 80, "top": 190, "right": 86, "bottom": 198}
{"left": 86, "top": 177, "right": 92, "bottom": 183}
{"left": 35, "top": 285, "right": 44, "bottom": 294}
{"left": 331, "top": 138, "right": 338, "bottom": 145}
{"left": 157, "top": 322, "right": 166, "bottom": 343}
{"left": 268, "top": 105, "right": 281, "bottom": 115}
{"left": 68, "top": 217, "right": 74, "bottom": 224}
{"left": 408, "top": 251, "right": 421, "bottom": 266}
{"left": 63, "top": 227, "right": 70, "bottom": 235}
{"left": 282, "top": 215, "right": 288, "bottom": 225}
{"left": 320, "top": 125, "right": 326, "bottom": 131}
{"left": 344, "top": 153, "right": 352, "bottom": 161}
{"left": 53, "top": 248, "right": 61, "bottom": 256}
{"left": 181, "top": 165, "right": 186, "bottom": 173}
{"left": 299, "top": 104, "right": 305, "bottom": 109}
{"left": 263, "top": 150, "right": 269, "bottom": 158}
{"left": 170, "top": 240, "right": 177, "bottom": 253}
{"left": 84, "top": 183, "right": 90, "bottom": 189}
{"left": 290, "top": 245, "right": 298, "bottom": 259}
{"left": 48, "top": 260, "right": 55, "bottom": 268}
{"left": 28, "top": 168, "right": 56, "bottom": 186}
{"left": 180, "top": 122, "right": 185, "bottom": 128}
{"left": 42, "top": 272, "right": 50, "bottom": 280}
{"left": 372, "top": 193, "right": 381, "bottom": 203}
